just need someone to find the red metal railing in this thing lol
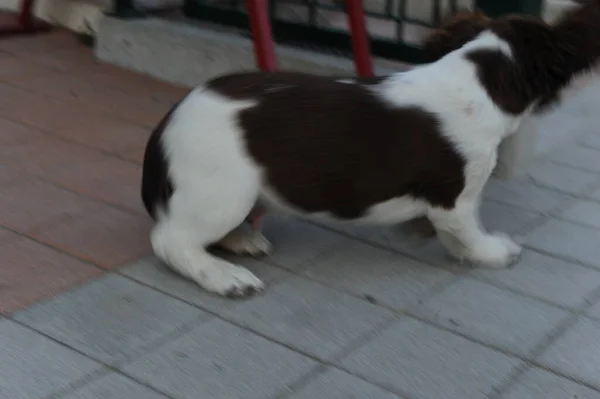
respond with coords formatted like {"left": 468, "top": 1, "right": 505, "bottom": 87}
{"left": 346, "top": 0, "right": 374, "bottom": 77}
{"left": 246, "top": 0, "right": 374, "bottom": 77}
{"left": 0, "top": 0, "right": 51, "bottom": 37}
{"left": 247, "top": 0, "right": 278, "bottom": 71}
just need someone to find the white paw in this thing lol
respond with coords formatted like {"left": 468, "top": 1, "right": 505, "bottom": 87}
{"left": 218, "top": 229, "right": 272, "bottom": 257}
{"left": 468, "top": 232, "right": 522, "bottom": 268}
{"left": 202, "top": 260, "right": 265, "bottom": 298}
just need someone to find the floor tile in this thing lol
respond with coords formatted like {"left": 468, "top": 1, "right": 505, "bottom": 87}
{"left": 320, "top": 221, "right": 428, "bottom": 257}
{"left": 0, "top": 88, "right": 115, "bottom": 135}
{"left": 479, "top": 200, "right": 540, "bottom": 234}
{"left": 51, "top": 116, "right": 150, "bottom": 154}
{"left": 44, "top": 66, "right": 185, "bottom": 109}
{"left": 12, "top": 73, "right": 171, "bottom": 127}
{"left": 484, "top": 178, "right": 571, "bottom": 214}
{"left": 339, "top": 317, "right": 521, "bottom": 399}
{"left": 121, "top": 255, "right": 291, "bottom": 314}
{"left": 537, "top": 317, "right": 600, "bottom": 389}
{"left": 500, "top": 367, "right": 600, "bottom": 399}
{"left": 224, "top": 276, "right": 393, "bottom": 359}
{"left": 287, "top": 368, "right": 403, "bottom": 399}
{"left": 586, "top": 186, "right": 600, "bottom": 203}
{"left": 526, "top": 161, "right": 597, "bottom": 195}
{"left": 415, "top": 278, "right": 569, "bottom": 356}
{"left": 1, "top": 134, "right": 106, "bottom": 177}
{"left": 31, "top": 203, "right": 153, "bottom": 269}
{"left": 0, "top": 227, "right": 19, "bottom": 245}
{"left": 525, "top": 219, "right": 600, "bottom": 268}
{"left": 325, "top": 202, "right": 536, "bottom": 269}
{"left": 301, "top": 241, "right": 455, "bottom": 310}
{"left": 0, "top": 82, "right": 49, "bottom": 124}
{"left": 119, "top": 145, "right": 146, "bottom": 164}
{"left": 122, "top": 318, "right": 317, "bottom": 399}
{"left": 471, "top": 250, "right": 600, "bottom": 310}
{"left": 0, "top": 319, "right": 100, "bottom": 399}
{"left": 0, "top": 30, "right": 80, "bottom": 54}
{"left": 0, "top": 116, "right": 44, "bottom": 146}
{"left": 13, "top": 274, "right": 207, "bottom": 364}
{"left": 558, "top": 199, "right": 600, "bottom": 229}
{"left": 0, "top": 53, "right": 53, "bottom": 81}
{"left": 547, "top": 143, "right": 600, "bottom": 172}
{"left": 0, "top": 165, "right": 32, "bottom": 187}
{"left": 17, "top": 45, "right": 107, "bottom": 74}
{"left": 62, "top": 373, "right": 168, "bottom": 399}
{"left": 46, "top": 156, "right": 144, "bottom": 213}
{"left": 0, "top": 236, "right": 102, "bottom": 314}
{"left": 0, "top": 179, "right": 100, "bottom": 233}
{"left": 587, "top": 298, "right": 600, "bottom": 320}
{"left": 577, "top": 130, "right": 600, "bottom": 152}
{"left": 261, "top": 216, "right": 348, "bottom": 270}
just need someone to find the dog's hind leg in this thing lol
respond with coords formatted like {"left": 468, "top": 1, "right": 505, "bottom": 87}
{"left": 216, "top": 204, "right": 271, "bottom": 257}
{"left": 151, "top": 185, "right": 265, "bottom": 298}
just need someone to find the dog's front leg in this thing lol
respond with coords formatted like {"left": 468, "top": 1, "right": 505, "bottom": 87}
{"left": 427, "top": 199, "right": 522, "bottom": 268}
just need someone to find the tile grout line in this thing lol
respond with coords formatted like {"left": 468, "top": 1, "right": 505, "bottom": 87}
{"left": 512, "top": 176, "right": 600, "bottom": 237}
{"left": 281, "top": 318, "right": 415, "bottom": 399}
{"left": 272, "top": 364, "right": 330, "bottom": 399}
{"left": 119, "top": 259, "right": 597, "bottom": 394}
{"left": 4, "top": 218, "right": 595, "bottom": 371}
{"left": 488, "top": 282, "right": 600, "bottom": 398}
{"left": 0, "top": 79, "right": 165, "bottom": 128}
{"left": 543, "top": 156, "right": 600, "bottom": 174}
{"left": 49, "top": 364, "right": 181, "bottom": 399}
{"left": 483, "top": 196, "right": 564, "bottom": 216}
{"left": 111, "top": 224, "right": 600, "bottom": 379}
{"left": 5, "top": 317, "right": 180, "bottom": 399}
{"left": 43, "top": 367, "right": 114, "bottom": 399}
{"left": 523, "top": 245, "right": 600, "bottom": 272}
{"left": 0, "top": 111, "right": 147, "bottom": 167}
{"left": 467, "top": 270, "right": 600, "bottom": 313}
{"left": 0, "top": 48, "right": 187, "bottom": 104}
{"left": 9, "top": 244, "right": 600, "bottom": 398}
{"left": 304, "top": 219, "right": 465, "bottom": 272}
{"left": 33, "top": 178, "right": 146, "bottom": 217}
{"left": 0, "top": 223, "right": 126, "bottom": 272}
{"left": 108, "top": 312, "right": 211, "bottom": 369}
{"left": 513, "top": 175, "right": 600, "bottom": 262}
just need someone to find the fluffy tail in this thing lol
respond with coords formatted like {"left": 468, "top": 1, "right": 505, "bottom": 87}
{"left": 141, "top": 103, "right": 179, "bottom": 220}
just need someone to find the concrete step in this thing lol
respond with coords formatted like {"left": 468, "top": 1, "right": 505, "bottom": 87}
{"left": 0, "top": 0, "right": 107, "bottom": 35}
{"left": 543, "top": 0, "right": 578, "bottom": 22}
{"left": 95, "top": 13, "right": 410, "bottom": 88}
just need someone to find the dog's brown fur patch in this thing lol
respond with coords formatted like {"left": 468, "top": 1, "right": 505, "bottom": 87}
{"left": 421, "top": 9, "right": 491, "bottom": 62}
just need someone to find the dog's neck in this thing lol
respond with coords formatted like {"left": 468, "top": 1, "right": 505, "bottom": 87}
{"left": 462, "top": 1, "right": 600, "bottom": 116}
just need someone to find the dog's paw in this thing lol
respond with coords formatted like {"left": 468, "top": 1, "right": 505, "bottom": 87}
{"left": 468, "top": 232, "right": 522, "bottom": 268}
{"left": 202, "top": 261, "right": 265, "bottom": 298}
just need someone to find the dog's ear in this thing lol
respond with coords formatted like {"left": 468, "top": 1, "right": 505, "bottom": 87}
{"left": 421, "top": 8, "right": 491, "bottom": 62}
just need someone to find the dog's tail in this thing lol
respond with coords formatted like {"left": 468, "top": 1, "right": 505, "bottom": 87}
{"left": 141, "top": 103, "right": 179, "bottom": 220}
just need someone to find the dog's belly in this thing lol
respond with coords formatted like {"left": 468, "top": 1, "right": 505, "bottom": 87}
{"left": 257, "top": 184, "right": 428, "bottom": 226}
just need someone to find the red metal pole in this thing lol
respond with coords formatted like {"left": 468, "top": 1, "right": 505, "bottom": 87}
{"left": 0, "top": 0, "right": 51, "bottom": 37}
{"left": 345, "top": 0, "right": 374, "bottom": 77}
{"left": 18, "top": 0, "right": 34, "bottom": 28}
{"left": 247, "top": 0, "right": 278, "bottom": 71}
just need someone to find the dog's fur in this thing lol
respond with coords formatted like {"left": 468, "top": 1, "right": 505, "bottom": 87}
{"left": 422, "top": 9, "right": 492, "bottom": 62}
{"left": 142, "top": 1, "right": 600, "bottom": 297}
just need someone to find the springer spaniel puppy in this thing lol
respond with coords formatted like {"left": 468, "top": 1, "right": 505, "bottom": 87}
{"left": 142, "top": 0, "right": 600, "bottom": 297}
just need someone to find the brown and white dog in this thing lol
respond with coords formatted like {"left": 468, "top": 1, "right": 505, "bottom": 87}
{"left": 142, "top": 1, "right": 600, "bottom": 297}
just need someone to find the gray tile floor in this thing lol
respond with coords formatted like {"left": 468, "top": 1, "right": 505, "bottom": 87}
{"left": 5, "top": 96, "right": 600, "bottom": 399}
